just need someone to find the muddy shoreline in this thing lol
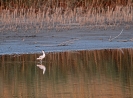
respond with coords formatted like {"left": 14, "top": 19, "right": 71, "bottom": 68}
{"left": 0, "top": 27, "right": 133, "bottom": 55}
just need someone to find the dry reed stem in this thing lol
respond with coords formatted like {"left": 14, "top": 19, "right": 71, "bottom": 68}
{"left": 58, "top": 38, "right": 80, "bottom": 46}
{"left": 109, "top": 29, "right": 124, "bottom": 42}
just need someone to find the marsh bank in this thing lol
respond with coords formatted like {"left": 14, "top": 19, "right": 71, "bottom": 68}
{"left": 0, "top": 27, "right": 133, "bottom": 55}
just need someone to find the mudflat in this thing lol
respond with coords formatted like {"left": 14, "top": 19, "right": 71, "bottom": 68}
{"left": 0, "top": 26, "right": 133, "bottom": 55}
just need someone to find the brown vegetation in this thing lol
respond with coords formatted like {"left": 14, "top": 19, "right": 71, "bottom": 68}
{"left": 0, "top": 0, "right": 133, "bottom": 31}
{"left": 0, "top": 0, "right": 132, "bottom": 10}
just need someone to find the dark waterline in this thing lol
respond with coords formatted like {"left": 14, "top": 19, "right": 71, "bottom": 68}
{"left": 0, "top": 49, "right": 133, "bottom": 98}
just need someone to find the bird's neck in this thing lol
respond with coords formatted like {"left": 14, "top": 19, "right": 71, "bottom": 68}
{"left": 42, "top": 51, "right": 45, "bottom": 55}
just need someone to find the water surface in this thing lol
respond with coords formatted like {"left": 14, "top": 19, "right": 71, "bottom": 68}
{"left": 0, "top": 49, "right": 133, "bottom": 98}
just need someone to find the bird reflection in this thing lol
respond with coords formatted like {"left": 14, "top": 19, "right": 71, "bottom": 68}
{"left": 37, "top": 64, "right": 46, "bottom": 74}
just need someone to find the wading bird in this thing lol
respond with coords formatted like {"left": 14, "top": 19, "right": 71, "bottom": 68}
{"left": 37, "top": 50, "right": 45, "bottom": 62}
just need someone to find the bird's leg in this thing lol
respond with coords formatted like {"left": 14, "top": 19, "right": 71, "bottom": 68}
{"left": 40, "top": 60, "right": 42, "bottom": 64}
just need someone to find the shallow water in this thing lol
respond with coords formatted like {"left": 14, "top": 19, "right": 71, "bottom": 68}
{"left": 0, "top": 49, "right": 133, "bottom": 98}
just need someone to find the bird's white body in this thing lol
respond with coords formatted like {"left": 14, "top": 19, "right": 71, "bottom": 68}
{"left": 37, "top": 50, "right": 45, "bottom": 60}
{"left": 37, "top": 64, "right": 46, "bottom": 74}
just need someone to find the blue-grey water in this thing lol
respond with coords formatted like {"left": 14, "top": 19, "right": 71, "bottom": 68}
{"left": 0, "top": 49, "right": 133, "bottom": 98}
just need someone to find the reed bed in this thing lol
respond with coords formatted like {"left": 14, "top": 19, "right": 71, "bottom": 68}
{"left": 0, "top": 5, "right": 133, "bottom": 32}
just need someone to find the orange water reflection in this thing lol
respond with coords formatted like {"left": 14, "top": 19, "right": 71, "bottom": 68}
{"left": 0, "top": 49, "right": 133, "bottom": 98}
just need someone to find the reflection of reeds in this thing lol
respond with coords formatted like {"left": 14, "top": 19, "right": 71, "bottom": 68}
{"left": 1, "top": 49, "right": 133, "bottom": 97}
